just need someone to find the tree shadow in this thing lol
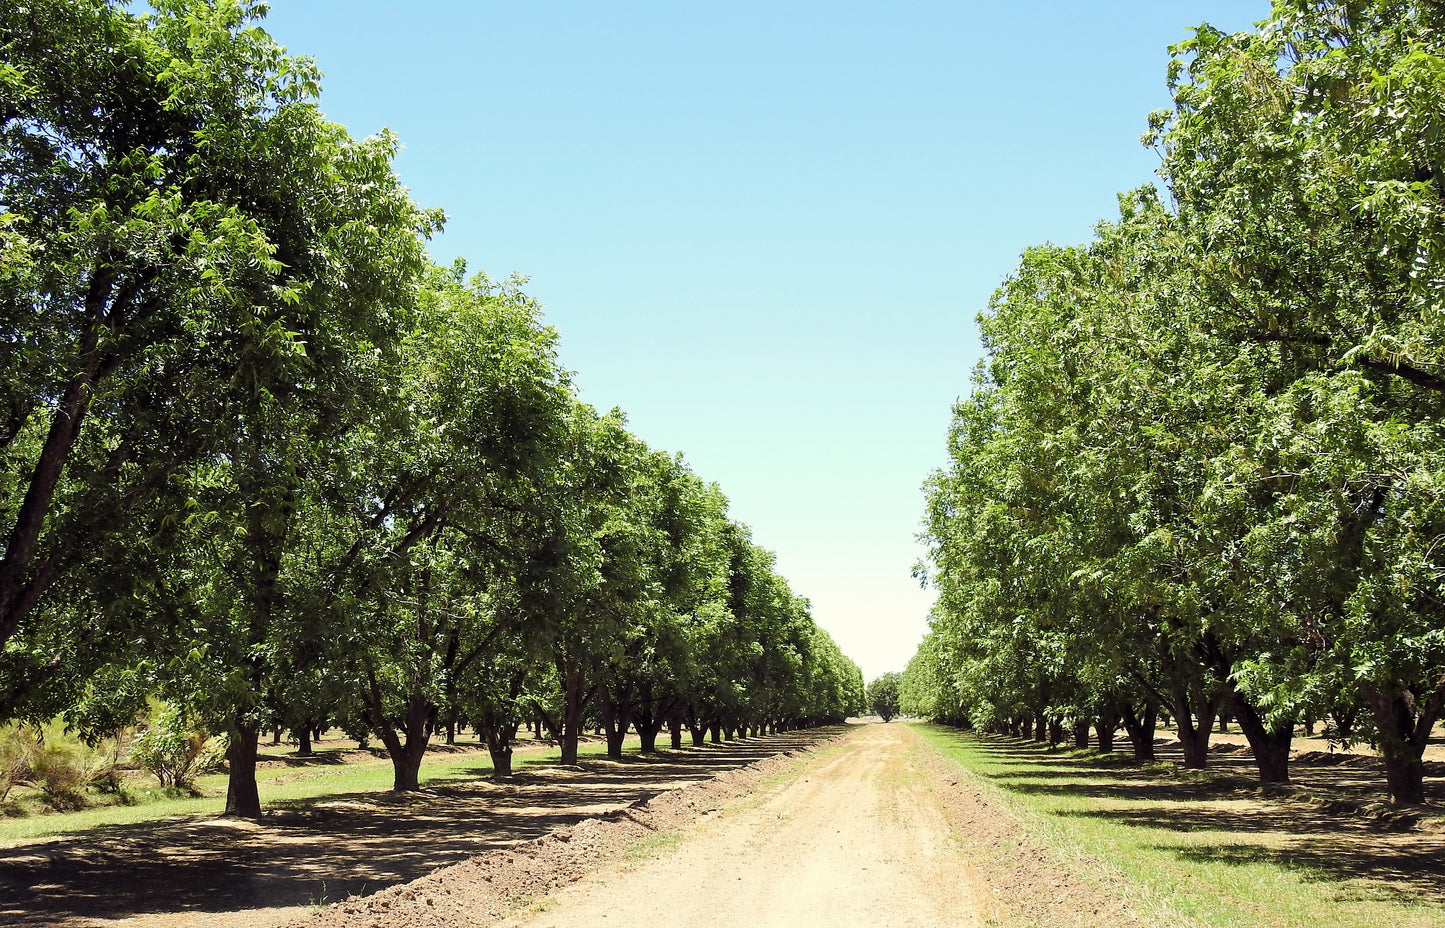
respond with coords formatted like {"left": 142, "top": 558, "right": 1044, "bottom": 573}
{"left": 0, "top": 727, "right": 842, "bottom": 926}
{"left": 942, "top": 731, "right": 1445, "bottom": 906}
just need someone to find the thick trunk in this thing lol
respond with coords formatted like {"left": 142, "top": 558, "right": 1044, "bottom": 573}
{"left": 489, "top": 743, "right": 513, "bottom": 777}
{"left": 1032, "top": 715, "right": 1047, "bottom": 742}
{"left": 1121, "top": 702, "right": 1158, "bottom": 762}
{"left": 375, "top": 695, "right": 431, "bottom": 792}
{"left": 709, "top": 720, "right": 721, "bottom": 744}
{"left": 1359, "top": 678, "right": 1445, "bottom": 805}
{"left": 1094, "top": 710, "right": 1118, "bottom": 754}
{"left": 601, "top": 687, "right": 632, "bottom": 760}
{"left": 631, "top": 697, "right": 668, "bottom": 754}
{"left": 1072, "top": 719, "right": 1089, "bottom": 749}
{"left": 478, "top": 706, "right": 521, "bottom": 779}
{"left": 1226, "top": 689, "right": 1292, "bottom": 784}
{"left": 668, "top": 705, "right": 684, "bottom": 749}
{"left": 558, "top": 660, "right": 587, "bottom": 766}
{"left": 1171, "top": 684, "right": 1220, "bottom": 770}
{"left": 297, "top": 726, "right": 312, "bottom": 756}
{"left": 224, "top": 719, "right": 262, "bottom": 818}
{"left": 638, "top": 710, "right": 667, "bottom": 754}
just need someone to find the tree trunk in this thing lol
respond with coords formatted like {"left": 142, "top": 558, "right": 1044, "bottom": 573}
{"left": 1072, "top": 719, "right": 1089, "bottom": 749}
{"left": 375, "top": 695, "right": 431, "bottom": 792}
{"left": 489, "top": 742, "right": 513, "bottom": 777}
{"left": 1171, "top": 684, "right": 1220, "bottom": 770}
{"left": 1032, "top": 715, "right": 1047, "bottom": 742}
{"left": 224, "top": 719, "right": 262, "bottom": 818}
{"left": 297, "top": 725, "right": 312, "bottom": 757}
{"left": 669, "top": 705, "right": 684, "bottom": 749}
{"left": 1331, "top": 706, "right": 1357, "bottom": 740}
{"left": 1048, "top": 717, "right": 1064, "bottom": 746}
{"left": 1094, "top": 710, "right": 1118, "bottom": 754}
{"left": 1226, "top": 689, "right": 1292, "bottom": 784}
{"left": 1359, "top": 678, "right": 1445, "bottom": 805}
{"left": 709, "top": 720, "right": 721, "bottom": 744}
{"left": 558, "top": 659, "right": 587, "bottom": 766}
{"left": 0, "top": 352, "right": 106, "bottom": 654}
{"left": 1121, "top": 702, "right": 1157, "bottom": 762}
{"left": 633, "top": 704, "right": 667, "bottom": 754}
{"left": 601, "top": 686, "right": 632, "bottom": 760}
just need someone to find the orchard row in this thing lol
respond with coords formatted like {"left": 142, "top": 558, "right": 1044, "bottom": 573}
{"left": 0, "top": 1, "right": 864, "bottom": 818}
{"left": 903, "top": 2, "right": 1445, "bottom": 804}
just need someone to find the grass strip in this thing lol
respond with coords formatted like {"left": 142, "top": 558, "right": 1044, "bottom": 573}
{"left": 911, "top": 723, "right": 1445, "bottom": 928}
{"left": 0, "top": 738, "right": 614, "bottom": 844}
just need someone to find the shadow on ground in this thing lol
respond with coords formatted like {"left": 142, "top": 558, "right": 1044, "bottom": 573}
{"left": 0, "top": 727, "right": 844, "bottom": 927}
{"left": 929, "top": 728, "right": 1445, "bottom": 907}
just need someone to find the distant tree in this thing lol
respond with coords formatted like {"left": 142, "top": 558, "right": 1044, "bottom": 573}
{"left": 868, "top": 673, "right": 902, "bottom": 722}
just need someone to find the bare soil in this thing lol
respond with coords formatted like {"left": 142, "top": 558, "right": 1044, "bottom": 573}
{"left": 286, "top": 723, "right": 1136, "bottom": 928}
{"left": 0, "top": 730, "right": 842, "bottom": 928}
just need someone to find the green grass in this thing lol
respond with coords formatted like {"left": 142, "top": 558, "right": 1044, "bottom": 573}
{"left": 911, "top": 723, "right": 1445, "bottom": 928}
{"left": 621, "top": 828, "right": 685, "bottom": 861}
{"left": 0, "top": 736, "right": 621, "bottom": 844}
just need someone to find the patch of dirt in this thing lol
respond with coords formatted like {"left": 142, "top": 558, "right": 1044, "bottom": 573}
{"left": 445, "top": 723, "right": 986, "bottom": 928}
{"left": 289, "top": 733, "right": 856, "bottom": 928}
{"left": 0, "top": 731, "right": 840, "bottom": 928}
{"left": 300, "top": 724, "right": 1150, "bottom": 928}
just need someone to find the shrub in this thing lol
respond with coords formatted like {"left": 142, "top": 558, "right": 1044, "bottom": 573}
{"left": 31, "top": 742, "right": 87, "bottom": 809}
{"left": 0, "top": 726, "right": 36, "bottom": 803}
{"left": 130, "top": 706, "right": 222, "bottom": 790}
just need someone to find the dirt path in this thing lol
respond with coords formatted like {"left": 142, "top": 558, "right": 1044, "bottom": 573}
{"left": 497, "top": 723, "right": 984, "bottom": 928}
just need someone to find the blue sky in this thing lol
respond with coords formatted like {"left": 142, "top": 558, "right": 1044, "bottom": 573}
{"left": 259, "top": 1, "right": 1264, "bottom": 680}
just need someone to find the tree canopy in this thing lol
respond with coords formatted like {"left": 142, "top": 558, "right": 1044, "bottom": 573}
{"left": 0, "top": 0, "right": 863, "bottom": 818}
{"left": 906, "top": 0, "right": 1445, "bottom": 805}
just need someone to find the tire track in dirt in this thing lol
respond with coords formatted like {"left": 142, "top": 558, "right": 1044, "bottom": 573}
{"left": 496, "top": 724, "right": 984, "bottom": 928}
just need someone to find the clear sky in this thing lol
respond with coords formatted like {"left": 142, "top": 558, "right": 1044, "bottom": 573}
{"left": 258, "top": 1, "right": 1264, "bottom": 681}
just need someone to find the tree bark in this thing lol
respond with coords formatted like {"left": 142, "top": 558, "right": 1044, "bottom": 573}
{"left": 1072, "top": 719, "right": 1089, "bottom": 749}
{"left": 224, "top": 719, "right": 262, "bottom": 818}
{"left": 600, "top": 685, "right": 633, "bottom": 760}
{"left": 1121, "top": 702, "right": 1158, "bottom": 762}
{"left": 1358, "top": 678, "right": 1445, "bottom": 805}
{"left": 1094, "top": 710, "right": 1118, "bottom": 754}
{"left": 555, "top": 657, "right": 589, "bottom": 766}
{"left": 1171, "top": 683, "right": 1220, "bottom": 770}
{"left": 373, "top": 694, "right": 431, "bottom": 792}
{"left": 1226, "top": 689, "right": 1292, "bottom": 784}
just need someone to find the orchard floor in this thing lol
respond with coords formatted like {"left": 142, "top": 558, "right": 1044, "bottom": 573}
{"left": 0, "top": 730, "right": 842, "bottom": 928}
{"left": 7, "top": 721, "right": 1445, "bottom": 928}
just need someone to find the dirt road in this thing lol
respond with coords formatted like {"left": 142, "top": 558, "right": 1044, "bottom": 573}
{"left": 497, "top": 723, "right": 984, "bottom": 928}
